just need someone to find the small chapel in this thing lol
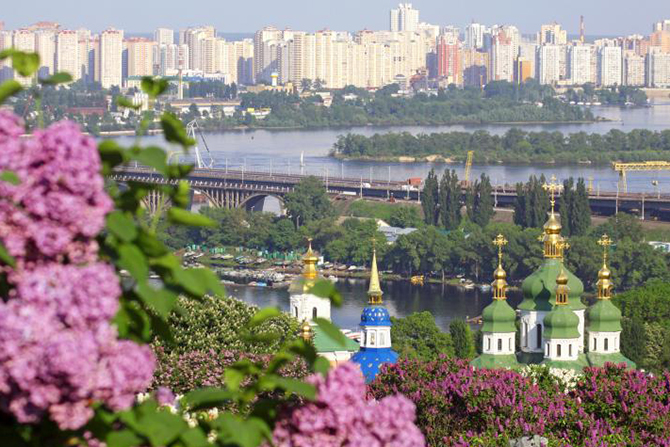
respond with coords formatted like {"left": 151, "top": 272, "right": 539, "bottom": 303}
{"left": 471, "top": 177, "right": 635, "bottom": 371}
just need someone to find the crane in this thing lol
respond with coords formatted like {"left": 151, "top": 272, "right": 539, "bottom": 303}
{"left": 611, "top": 161, "right": 670, "bottom": 193}
{"left": 464, "top": 151, "right": 474, "bottom": 186}
{"left": 186, "top": 119, "right": 214, "bottom": 169}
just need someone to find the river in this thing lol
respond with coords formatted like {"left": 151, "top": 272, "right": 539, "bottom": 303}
{"left": 227, "top": 280, "right": 523, "bottom": 332}
{"left": 116, "top": 103, "right": 670, "bottom": 194}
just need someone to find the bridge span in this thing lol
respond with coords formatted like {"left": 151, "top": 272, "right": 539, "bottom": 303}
{"left": 111, "top": 166, "right": 670, "bottom": 221}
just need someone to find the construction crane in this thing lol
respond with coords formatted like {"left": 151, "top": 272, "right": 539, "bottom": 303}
{"left": 612, "top": 161, "right": 670, "bottom": 193}
{"left": 464, "top": 151, "right": 474, "bottom": 186}
{"left": 186, "top": 119, "right": 214, "bottom": 169}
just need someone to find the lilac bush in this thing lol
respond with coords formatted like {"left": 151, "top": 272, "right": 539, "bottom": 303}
{"left": 369, "top": 357, "right": 670, "bottom": 447}
{"left": 0, "top": 112, "right": 155, "bottom": 430}
{"left": 270, "top": 362, "right": 425, "bottom": 447}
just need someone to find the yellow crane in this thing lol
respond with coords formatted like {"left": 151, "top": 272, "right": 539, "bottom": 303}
{"left": 464, "top": 151, "right": 474, "bottom": 186}
{"left": 612, "top": 161, "right": 670, "bottom": 193}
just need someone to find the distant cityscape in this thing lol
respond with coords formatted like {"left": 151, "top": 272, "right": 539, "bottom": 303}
{"left": 0, "top": 4, "right": 669, "bottom": 93}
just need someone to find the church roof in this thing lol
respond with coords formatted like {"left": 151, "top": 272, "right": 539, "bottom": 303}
{"left": 519, "top": 259, "right": 586, "bottom": 311}
{"left": 586, "top": 352, "right": 636, "bottom": 369}
{"left": 288, "top": 239, "right": 323, "bottom": 294}
{"left": 351, "top": 347, "right": 399, "bottom": 383}
{"left": 470, "top": 353, "right": 519, "bottom": 370}
{"left": 587, "top": 300, "right": 622, "bottom": 332}
{"left": 543, "top": 305, "right": 580, "bottom": 339}
{"left": 312, "top": 325, "right": 360, "bottom": 353}
{"left": 360, "top": 305, "right": 392, "bottom": 326}
{"left": 541, "top": 353, "right": 590, "bottom": 372}
{"left": 481, "top": 300, "right": 517, "bottom": 333}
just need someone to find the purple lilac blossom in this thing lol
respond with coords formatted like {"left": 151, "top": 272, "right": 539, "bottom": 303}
{"left": 0, "top": 113, "right": 155, "bottom": 430}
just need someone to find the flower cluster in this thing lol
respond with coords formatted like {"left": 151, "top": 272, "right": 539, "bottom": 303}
{"left": 369, "top": 356, "right": 670, "bottom": 447}
{"left": 0, "top": 112, "right": 155, "bottom": 430}
{"left": 270, "top": 362, "right": 425, "bottom": 447}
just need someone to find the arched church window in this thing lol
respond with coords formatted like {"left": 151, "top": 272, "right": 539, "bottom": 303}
{"left": 523, "top": 322, "right": 528, "bottom": 348}
{"left": 497, "top": 338, "right": 502, "bottom": 352}
{"left": 370, "top": 331, "right": 376, "bottom": 346}
{"left": 508, "top": 338, "right": 511, "bottom": 350}
{"left": 294, "top": 306, "right": 298, "bottom": 317}
{"left": 604, "top": 338, "right": 609, "bottom": 351}
{"left": 569, "top": 344, "right": 572, "bottom": 357}
{"left": 557, "top": 344, "right": 562, "bottom": 358}
{"left": 593, "top": 337, "right": 597, "bottom": 351}
{"left": 487, "top": 338, "right": 491, "bottom": 351}
{"left": 536, "top": 324, "right": 542, "bottom": 349}
{"left": 379, "top": 332, "right": 385, "bottom": 346}
{"left": 312, "top": 307, "right": 318, "bottom": 319}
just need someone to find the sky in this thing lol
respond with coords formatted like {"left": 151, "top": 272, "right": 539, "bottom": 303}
{"left": 2, "top": 0, "right": 668, "bottom": 36}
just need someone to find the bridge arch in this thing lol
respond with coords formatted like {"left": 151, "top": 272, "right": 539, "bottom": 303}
{"left": 239, "top": 193, "right": 286, "bottom": 215}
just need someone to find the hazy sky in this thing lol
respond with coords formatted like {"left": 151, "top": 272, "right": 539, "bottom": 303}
{"left": 3, "top": 0, "right": 668, "bottom": 36}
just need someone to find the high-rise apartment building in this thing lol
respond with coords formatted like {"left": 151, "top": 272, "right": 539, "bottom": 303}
{"left": 539, "top": 23, "right": 567, "bottom": 45}
{"left": 0, "top": 31, "right": 12, "bottom": 80}
{"left": 569, "top": 44, "right": 592, "bottom": 85}
{"left": 12, "top": 29, "right": 36, "bottom": 85}
{"left": 462, "top": 49, "right": 488, "bottom": 87}
{"left": 35, "top": 30, "right": 56, "bottom": 76}
{"left": 598, "top": 46, "right": 622, "bottom": 86}
{"left": 56, "top": 30, "right": 79, "bottom": 81}
{"left": 389, "top": 3, "right": 419, "bottom": 32}
{"left": 518, "top": 42, "right": 537, "bottom": 79}
{"left": 126, "top": 37, "right": 155, "bottom": 77}
{"left": 647, "top": 48, "right": 670, "bottom": 87}
{"left": 99, "top": 28, "right": 123, "bottom": 88}
{"left": 539, "top": 45, "right": 561, "bottom": 85}
{"left": 623, "top": 52, "right": 645, "bottom": 86}
{"left": 154, "top": 28, "right": 174, "bottom": 46}
{"left": 182, "top": 26, "right": 215, "bottom": 71}
{"left": 436, "top": 32, "right": 461, "bottom": 84}
{"left": 490, "top": 28, "right": 515, "bottom": 82}
{"left": 465, "top": 23, "right": 486, "bottom": 50}
{"left": 253, "top": 26, "right": 283, "bottom": 83}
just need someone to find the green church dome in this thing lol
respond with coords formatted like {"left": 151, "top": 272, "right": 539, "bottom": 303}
{"left": 543, "top": 306, "right": 580, "bottom": 339}
{"left": 587, "top": 300, "right": 622, "bottom": 332}
{"left": 519, "top": 259, "right": 586, "bottom": 312}
{"left": 481, "top": 300, "right": 517, "bottom": 333}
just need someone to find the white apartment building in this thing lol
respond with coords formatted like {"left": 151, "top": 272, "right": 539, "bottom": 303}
{"left": 539, "top": 45, "right": 561, "bottom": 85}
{"left": 99, "top": 28, "right": 123, "bottom": 88}
{"left": 624, "top": 52, "right": 645, "bottom": 86}
{"left": 490, "top": 29, "right": 515, "bottom": 82}
{"left": 390, "top": 3, "right": 419, "bottom": 33}
{"left": 0, "top": 31, "right": 12, "bottom": 80}
{"left": 253, "top": 26, "right": 283, "bottom": 83}
{"left": 56, "top": 30, "right": 79, "bottom": 81}
{"left": 598, "top": 46, "right": 622, "bottom": 87}
{"left": 569, "top": 44, "right": 592, "bottom": 85}
{"left": 12, "top": 29, "right": 36, "bottom": 85}
{"left": 126, "top": 38, "right": 155, "bottom": 77}
{"left": 647, "top": 49, "right": 670, "bottom": 88}
{"left": 77, "top": 29, "right": 92, "bottom": 82}
{"left": 182, "top": 26, "right": 215, "bottom": 72}
{"left": 465, "top": 23, "right": 487, "bottom": 50}
{"left": 35, "top": 30, "right": 56, "bottom": 76}
{"left": 154, "top": 28, "right": 174, "bottom": 46}
{"left": 539, "top": 23, "right": 567, "bottom": 45}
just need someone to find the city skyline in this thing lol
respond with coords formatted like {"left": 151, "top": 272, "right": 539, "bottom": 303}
{"left": 2, "top": 0, "right": 668, "bottom": 36}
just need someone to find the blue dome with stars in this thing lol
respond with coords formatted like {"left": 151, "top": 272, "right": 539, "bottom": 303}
{"left": 360, "top": 305, "right": 392, "bottom": 326}
{"left": 351, "top": 348, "right": 399, "bottom": 383}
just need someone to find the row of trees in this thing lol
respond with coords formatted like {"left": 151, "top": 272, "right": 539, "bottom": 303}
{"left": 332, "top": 127, "right": 670, "bottom": 164}
{"left": 422, "top": 170, "right": 493, "bottom": 230}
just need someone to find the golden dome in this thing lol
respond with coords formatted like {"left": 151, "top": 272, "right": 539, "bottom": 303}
{"left": 300, "top": 320, "right": 313, "bottom": 342}
{"left": 543, "top": 212, "right": 562, "bottom": 234}
{"left": 598, "top": 264, "right": 611, "bottom": 280}
{"left": 493, "top": 265, "right": 507, "bottom": 280}
{"left": 556, "top": 268, "right": 569, "bottom": 286}
{"left": 288, "top": 239, "right": 322, "bottom": 294}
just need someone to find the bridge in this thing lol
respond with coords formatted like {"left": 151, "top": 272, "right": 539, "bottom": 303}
{"left": 111, "top": 166, "right": 670, "bottom": 221}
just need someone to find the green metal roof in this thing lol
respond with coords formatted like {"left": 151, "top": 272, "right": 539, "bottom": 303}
{"left": 481, "top": 300, "right": 517, "bottom": 333}
{"left": 313, "top": 326, "right": 360, "bottom": 353}
{"left": 586, "top": 352, "right": 636, "bottom": 369}
{"left": 541, "top": 353, "right": 590, "bottom": 373}
{"left": 519, "top": 259, "right": 586, "bottom": 312}
{"left": 470, "top": 353, "right": 520, "bottom": 370}
{"left": 543, "top": 306, "right": 580, "bottom": 339}
{"left": 587, "top": 300, "right": 623, "bottom": 332}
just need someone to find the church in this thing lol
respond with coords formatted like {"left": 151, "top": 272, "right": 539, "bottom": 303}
{"left": 471, "top": 178, "right": 635, "bottom": 371}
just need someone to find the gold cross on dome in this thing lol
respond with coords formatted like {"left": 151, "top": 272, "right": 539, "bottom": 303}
{"left": 493, "top": 234, "right": 508, "bottom": 265}
{"left": 557, "top": 238, "right": 570, "bottom": 253}
{"left": 597, "top": 234, "right": 613, "bottom": 264}
{"left": 542, "top": 175, "right": 563, "bottom": 214}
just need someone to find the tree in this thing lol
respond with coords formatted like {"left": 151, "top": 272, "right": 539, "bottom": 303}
{"left": 313, "top": 78, "right": 325, "bottom": 90}
{"left": 300, "top": 78, "right": 313, "bottom": 92}
{"left": 389, "top": 205, "right": 422, "bottom": 228}
{"left": 284, "top": 176, "right": 334, "bottom": 227}
{"left": 450, "top": 320, "right": 476, "bottom": 359}
{"left": 513, "top": 175, "right": 549, "bottom": 228}
{"left": 467, "top": 173, "right": 494, "bottom": 227}
{"left": 391, "top": 312, "right": 454, "bottom": 360}
{"left": 439, "top": 169, "right": 461, "bottom": 230}
{"left": 559, "top": 177, "right": 591, "bottom": 236}
{"left": 422, "top": 169, "right": 439, "bottom": 226}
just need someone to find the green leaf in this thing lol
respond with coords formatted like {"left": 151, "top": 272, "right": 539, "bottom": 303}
{"left": 313, "top": 317, "right": 347, "bottom": 347}
{"left": 141, "top": 77, "right": 169, "bottom": 98}
{"left": 183, "top": 387, "right": 235, "bottom": 411}
{"left": 0, "top": 171, "right": 20, "bottom": 185}
{"left": 106, "top": 211, "right": 138, "bottom": 242}
{"left": 0, "top": 80, "right": 22, "bottom": 104}
{"left": 117, "top": 243, "right": 149, "bottom": 281}
{"left": 313, "top": 357, "right": 331, "bottom": 376}
{"left": 106, "top": 429, "right": 143, "bottom": 447}
{"left": 117, "top": 96, "right": 141, "bottom": 110}
{"left": 214, "top": 415, "right": 272, "bottom": 447}
{"left": 171, "top": 180, "right": 191, "bottom": 206}
{"left": 138, "top": 411, "right": 188, "bottom": 447}
{"left": 166, "top": 164, "right": 194, "bottom": 180}
{"left": 248, "top": 307, "right": 281, "bottom": 327}
{"left": 168, "top": 208, "right": 215, "bottom": 227}
{"left": 136, "top": 282, "right": 178, "bottom": 318}
{"left": 224, "top": 368, "right": 245, "bottom": 392}
{"left": 135, "top": 229, "right": 169, "bottom": 257}
{"left": 180, "top": 428, "right": 211, "bottom": 447}
{"left": 308, "top": 279, "right": 343, "bottom": 307}
{"left": 98, "top": 140, "right": 127, "bottom": 175}
{"left": 39, "top": 72, "right": 72, "bottom": 85}
{"left": 172, "top": 267, "right": 207, "bottom": 297}
{"left": 161, "top": 112, "right": 195, "bottom": 148}
{"left": 274, "top": 377, "right": 317, "bottom": 399}
{"left": 7, "top": 51, "right": 40, "bottom": 77}
{"left": 130, "top": 146, "right": 168, "bottom": 175}
{"left": 0, "top": 241, "right": 16, "bottom": 267}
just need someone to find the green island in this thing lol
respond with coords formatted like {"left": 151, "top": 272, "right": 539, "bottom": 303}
{"left": 332, "top": 127, "right": 670, "bottom": 164}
